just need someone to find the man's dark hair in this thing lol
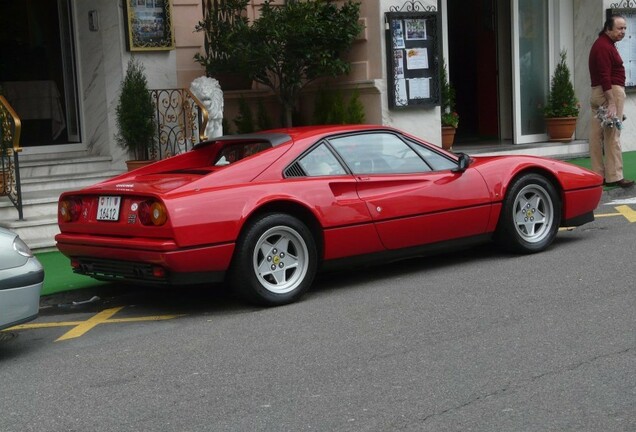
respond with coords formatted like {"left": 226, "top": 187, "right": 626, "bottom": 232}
{"left": 601, "top": 14, "right": 625, "bottom": 36}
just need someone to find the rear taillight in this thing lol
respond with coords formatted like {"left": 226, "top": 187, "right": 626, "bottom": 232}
{"left": 59, "top": 197, "right": 83, "bottom": 222}
{"left": 138, "top": 200, "right": 168, "bottom": 226}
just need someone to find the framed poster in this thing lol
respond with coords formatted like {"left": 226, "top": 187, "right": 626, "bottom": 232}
{"left": 385, "top": 11, "right": 440, "bottom": 109}
{"left": 125, "top": 0, "right": 175, "bottom": 51}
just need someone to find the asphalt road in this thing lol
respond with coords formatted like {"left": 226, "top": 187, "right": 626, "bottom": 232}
{"left": 1, "top": 189, "right": 635, "bottom": 432}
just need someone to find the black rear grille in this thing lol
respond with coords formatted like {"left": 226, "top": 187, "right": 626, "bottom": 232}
{"left": 74, "top": 257, "right": 168, "bottom": 284}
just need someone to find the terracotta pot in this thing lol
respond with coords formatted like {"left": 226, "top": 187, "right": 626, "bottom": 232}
{"left": 545, "top": 116, "right": 577, "bottom": 142}
{"left": 125, "top": 160, "right": 154, "bottom": 172}
{"left": 441, "top": 126, "right": 456, "bottom": 150}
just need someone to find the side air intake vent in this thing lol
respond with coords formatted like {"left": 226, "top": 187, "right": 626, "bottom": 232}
{"left": 284, "top": 163, "right": 306, "bottom": 178}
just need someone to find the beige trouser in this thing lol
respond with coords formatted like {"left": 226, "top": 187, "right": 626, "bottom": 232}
{"left": 589, "top": 85, "right": 625, "bottom": 183}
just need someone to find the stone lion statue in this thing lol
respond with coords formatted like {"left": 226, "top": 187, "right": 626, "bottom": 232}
{"left": 190, "top": 76, "right": 223, "bottom": 139}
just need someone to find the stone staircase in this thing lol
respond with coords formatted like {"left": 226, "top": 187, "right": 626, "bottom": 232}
{"left": 0, "top": 150, "right": 123, "bottom": 250}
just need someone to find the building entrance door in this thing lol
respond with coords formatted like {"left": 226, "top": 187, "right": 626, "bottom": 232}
{"left": 0, "top": 0, "right": 80, "bottom": 148}
{"left": 447, "top": 0, "right": 500, "bottom": 145}
{"left": 447, "top": 0, "right": 556, "bottom": 146}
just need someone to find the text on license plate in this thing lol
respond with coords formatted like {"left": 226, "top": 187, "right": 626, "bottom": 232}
{"left": 97, "top": 196, "right": 121, "bottom": 221}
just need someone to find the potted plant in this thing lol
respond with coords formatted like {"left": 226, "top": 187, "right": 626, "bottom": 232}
{"left": 194, "top": 0, "right": 252, "bottom": 91}
{"left": 115, "top": 57, "right": 157, "bottom": 171}
{"left": 543, "top": 50, "right": 579, "bottom": 142}
{"left": 440, "top": 60, "right": 459, "bottom": 150}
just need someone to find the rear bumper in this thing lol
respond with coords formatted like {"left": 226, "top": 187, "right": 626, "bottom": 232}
{"left": 55, "top": 234, "right": 234, "bottom": 286}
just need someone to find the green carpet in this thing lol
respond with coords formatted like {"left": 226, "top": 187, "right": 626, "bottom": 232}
{"left": 567, "top": 150, "right": 636, "bottom": 187}
{"left": 36, "top": 250, "right": 106, "bottom": 296}
{"left": 36, "top": 151, "right": 635, "bottom": 297}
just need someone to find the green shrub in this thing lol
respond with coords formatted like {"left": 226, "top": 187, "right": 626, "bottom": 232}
{"left": 313, "top": 89, "right": 365, "bottom": 125}
{"left": 544, "top": 50, "right": 579, "bottom": 118}
{"left": 234, "top": 96, "right": 255, "bottom": 134}
{"left": 232, "top": 97, "right": 274, "bottom": 134}
{"left": 115, "top": 58, "right": 156, "bottom": 160}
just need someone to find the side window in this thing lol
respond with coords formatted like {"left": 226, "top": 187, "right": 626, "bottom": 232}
{"left": 298, "top": 143, "right": 346, "bottom": 176}
{"left": 408, "top": 139, "right": 457, "bottom": 171}
{"left": 329, "top": 133, "right": 430, "bottom": 174}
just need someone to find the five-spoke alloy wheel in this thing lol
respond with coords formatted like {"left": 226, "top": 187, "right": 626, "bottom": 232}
{"left": 231, "top": 213, "right": 317, "bottom": 306}
{"left": 495, "top": 173, "right": 561, "bottom": 253}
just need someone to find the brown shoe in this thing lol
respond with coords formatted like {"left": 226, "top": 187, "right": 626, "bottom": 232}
{"left": 606, "top": 179, "right": 635, "bottom": 188}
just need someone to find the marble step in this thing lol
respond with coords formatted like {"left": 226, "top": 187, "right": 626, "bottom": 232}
{"left": 19, "top": 169, "right": 122, "bottom": 193}
{"left": 18, "top": 155, "right": 114, "bottom": 178}
{"left": 0, "top": 215, "right": 60, "bottom": 250}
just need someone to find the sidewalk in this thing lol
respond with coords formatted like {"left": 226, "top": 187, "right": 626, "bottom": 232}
{"left": 36, "top": 151, "right": 636, "bottom": 297}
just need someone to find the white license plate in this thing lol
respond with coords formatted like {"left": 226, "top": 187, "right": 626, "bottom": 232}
{"left": 96, "top": 196, "right": 121, "bottom": 221}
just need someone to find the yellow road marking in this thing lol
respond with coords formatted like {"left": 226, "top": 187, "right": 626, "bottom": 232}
{"left": 3, "top": 307, "right": 184, "bottom": 342}
{"left": 594, "top": 205, "right": 636, "bottom": 222}
{"left": 614, "top": 205, "right": 636, "bottom": 222}
{"left": 56, "top": 306, "right": 124, "bottom": 341}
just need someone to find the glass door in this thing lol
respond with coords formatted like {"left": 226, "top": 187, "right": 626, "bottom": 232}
{"left": 0, "top": 0, "right": 80, "bottom": 146}
{"left": 511, "top": 0, "right": 551, "bottom": 143}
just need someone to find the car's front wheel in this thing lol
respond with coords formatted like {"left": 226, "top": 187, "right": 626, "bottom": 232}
{"left": 230, "top": 213, "right": 318, "bottom": 306}
{"left": 495, "top": 173, "right": 561, "bottom": 253}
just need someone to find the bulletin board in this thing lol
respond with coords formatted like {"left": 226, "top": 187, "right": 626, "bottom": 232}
{"left": 385, "top": 11, "right": 441, "bottom": 109}
{"left": 607, "top": 8, "right": 636, "bottom": 90}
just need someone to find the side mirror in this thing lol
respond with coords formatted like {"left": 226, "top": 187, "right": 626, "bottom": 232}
{"left": 452, "top": 152, "right": 471, "bottom": 173}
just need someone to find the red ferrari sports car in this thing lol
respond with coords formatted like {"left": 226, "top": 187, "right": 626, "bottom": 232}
{"left": 56, "top": 125, "right": 603, "bottom": 305}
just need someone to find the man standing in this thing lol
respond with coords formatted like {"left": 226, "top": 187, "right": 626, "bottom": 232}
{"left": 588, "top": 14, "right": 634, "bottom": 188}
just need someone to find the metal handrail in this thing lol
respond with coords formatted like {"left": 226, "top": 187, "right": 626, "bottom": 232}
{"left": 0, "top": 95, "right": 24, "bottom": 220}
{"left": 150, "top": 88, "right": 209, "bottom": 159}
{"left": 185, "top": 88, "right": 209, "bottom": 142}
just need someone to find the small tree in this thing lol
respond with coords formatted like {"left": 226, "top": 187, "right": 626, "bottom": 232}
{"left": 544, "top": 50, "right": 579, "bottom": 118}
{"left": 194, "top": 0, "right": 250, "bottom": 78}
{"left": 115, "top": 58, "right": 156, "bottom": 160}
{"left": 245, "top": 0, "right": 363, "bottom": 127}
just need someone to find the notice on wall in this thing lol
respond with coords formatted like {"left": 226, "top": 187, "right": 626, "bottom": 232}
{"left": 406, "top": 48, "right": 429, "bottom": 70}
{"left": 408, "top": 78, "right": 431, "bottom": 99}
{"left": 609, "top": 9, "right": 636, "bottom": 89}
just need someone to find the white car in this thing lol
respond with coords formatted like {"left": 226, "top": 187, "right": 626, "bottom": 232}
{"left": 0, "top": 227, "right": 43, "bottom": 331}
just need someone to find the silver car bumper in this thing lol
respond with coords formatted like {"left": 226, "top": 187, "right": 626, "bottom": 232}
{"left": 0, "top": 257, "right": 44, "bottom": 330}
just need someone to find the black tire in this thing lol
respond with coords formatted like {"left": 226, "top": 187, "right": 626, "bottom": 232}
{"left": 495, "top": 173, "right": 561, "bottom": 253}
{"left": 229, "top": 213, "right": 318, "bottom": 306}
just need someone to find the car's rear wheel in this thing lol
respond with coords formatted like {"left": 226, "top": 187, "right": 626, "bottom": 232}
{"left": 495, "top": 173, "right": 561, "bottom": 253}
{"left": 230, "top": 213, "right": 317, "bottom": 306}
